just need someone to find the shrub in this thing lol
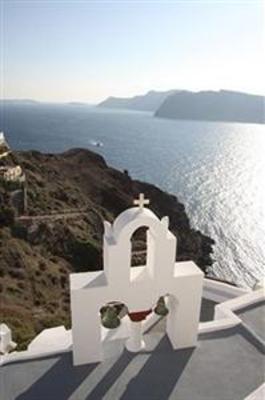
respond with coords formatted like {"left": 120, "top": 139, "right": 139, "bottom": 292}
{"left": 8, "top": 318, "right": 36, "bottom": 350}
{"left": 0, "top": 206, "right": 15, "bottom": 227}
{"left": 69, "top": 238, "right": 101, "bottom": 271}
{"left": 11, "top": 222, "right": 28, "bottom": 239}
{"left": 0, "top": 177, "right": 22, "bottom": 191}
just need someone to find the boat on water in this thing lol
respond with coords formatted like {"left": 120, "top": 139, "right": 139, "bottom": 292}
{"left": 90, "top": 140, "right": 103, "bottom": 147}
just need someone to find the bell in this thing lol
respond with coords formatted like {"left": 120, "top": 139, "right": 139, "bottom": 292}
{"left": 154, "top": 296, "right": 169, "bottom": 316}
{"left": 101, "top": 306, "right": 121, "bottom": 329}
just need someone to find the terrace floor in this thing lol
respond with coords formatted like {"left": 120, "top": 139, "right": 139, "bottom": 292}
{"left": 1, "top": 299, "right": 264, "bottom": 400}
{"left": 236, "top": 301, "right": 265, "bottom": 342}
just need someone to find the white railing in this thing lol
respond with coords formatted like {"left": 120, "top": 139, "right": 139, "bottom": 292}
{"left": 203, "top": 277, "right": 249, "bottom": 303}
{"left": 199, "top": 287, "right": 264, "bottom": 335}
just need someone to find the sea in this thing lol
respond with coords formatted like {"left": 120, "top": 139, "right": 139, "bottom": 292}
{"left": 0, "top": 102, "right": 264, "bottom": 288}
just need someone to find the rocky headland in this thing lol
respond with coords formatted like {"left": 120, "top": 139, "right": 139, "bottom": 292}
{"left": 155, "top": 90, "right": 265, "bottom": 124}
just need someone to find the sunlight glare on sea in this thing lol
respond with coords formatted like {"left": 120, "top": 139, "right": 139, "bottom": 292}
{"left": 1, "top": 104, "right": 264, "bottom": 287}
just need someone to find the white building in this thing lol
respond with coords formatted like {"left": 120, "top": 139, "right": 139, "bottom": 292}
{"left": 0, "top": 166, "right": 24, "bottom": 182}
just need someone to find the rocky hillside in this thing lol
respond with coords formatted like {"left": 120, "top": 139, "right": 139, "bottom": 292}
{"left": 0, "top": 148, "right": 214, "bottom": 349}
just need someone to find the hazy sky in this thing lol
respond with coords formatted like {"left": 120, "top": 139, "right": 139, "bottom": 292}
{"left": 1, "top": 0, "right": 264, "bottom": 103}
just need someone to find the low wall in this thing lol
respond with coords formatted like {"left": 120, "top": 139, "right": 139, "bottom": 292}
{"left": 199, "top": 287, "right": 264, "bottom": 335}
{"left": 203, "top": 277, "right": 249, "bottom": 303}
{"left": 0, "top": 326, "right": 72, "bottom": 366}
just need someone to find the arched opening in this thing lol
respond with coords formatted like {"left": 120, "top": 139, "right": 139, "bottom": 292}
{"left": 130, "top": 226, "right": 149, "bottom": 267}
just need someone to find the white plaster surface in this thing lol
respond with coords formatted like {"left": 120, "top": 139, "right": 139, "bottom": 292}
{"left": 27, "top": 326, "right": 72, "bottom": 352}
{"left": 0, "top": 324, "right": 17, "bottom": 354}
{"left": 1, "top": 283, "right": 264, "bottom": 371}
{"left": 245, "top": 383, "right": 265, "bottom": 400}
{"left": 203, "top": 278, "right": 249, "bottom": 303}
{"left": 125, "top": 321, "right": 146, "bottom": 352}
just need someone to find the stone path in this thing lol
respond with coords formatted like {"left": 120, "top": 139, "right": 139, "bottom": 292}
{"left": 17, "top": 210, "right": 88, "bottom": 222}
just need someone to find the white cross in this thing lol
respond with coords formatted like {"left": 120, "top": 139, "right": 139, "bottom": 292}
{"left": 133, "top": 193, "right": 150, "bottom": 210}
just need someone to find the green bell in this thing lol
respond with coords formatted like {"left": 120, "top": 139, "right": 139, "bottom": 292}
{"left": 101, "top": 306, "right": 121, "bottom": 329}
{"left": 154, "top": 296, "right": 169, "bottom": 316}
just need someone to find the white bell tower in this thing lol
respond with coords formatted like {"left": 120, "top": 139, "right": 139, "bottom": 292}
{"left": 70, "top": 194, "right": 204, "bottom": 365}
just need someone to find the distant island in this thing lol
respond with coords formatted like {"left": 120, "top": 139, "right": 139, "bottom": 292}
{"left": 0, "top": 99, "right": 40, "bottom": 105}
{"left": 67, "top": 101, "right": 88, "bottom": 106}
{"left": 3, "top": 89, "right": 264, "bottom": 124}
{"left": 98, "top": 89, "right": 264, "bottom": 124}
{"left": 98, "top": 90, "right": 176, "bottom": 112}
{"left": 155, "top": 90, "right": 265, "bottom": 124}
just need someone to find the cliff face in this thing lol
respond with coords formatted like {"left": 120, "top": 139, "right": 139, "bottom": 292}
{"left": 0, "top": 148, "right": 214, "bottom": 348}
{"left": 98, "top": 90, "right": 176, "bottom": 112}
{"left": 155, "top": 90, "right": 265, "bottom": 124}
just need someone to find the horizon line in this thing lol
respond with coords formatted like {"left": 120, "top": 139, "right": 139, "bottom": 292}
{"left": 1, "top": 87, "right": 265, "bottom": 105}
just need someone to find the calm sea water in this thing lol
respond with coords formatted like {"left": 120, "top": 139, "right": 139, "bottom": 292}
{"left": 1, "top": 103, "right": 264, "bottom": 288}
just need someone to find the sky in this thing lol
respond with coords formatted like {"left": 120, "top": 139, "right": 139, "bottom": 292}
{"left": 0, "top": 0, "right": 264, "bottom": 103}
